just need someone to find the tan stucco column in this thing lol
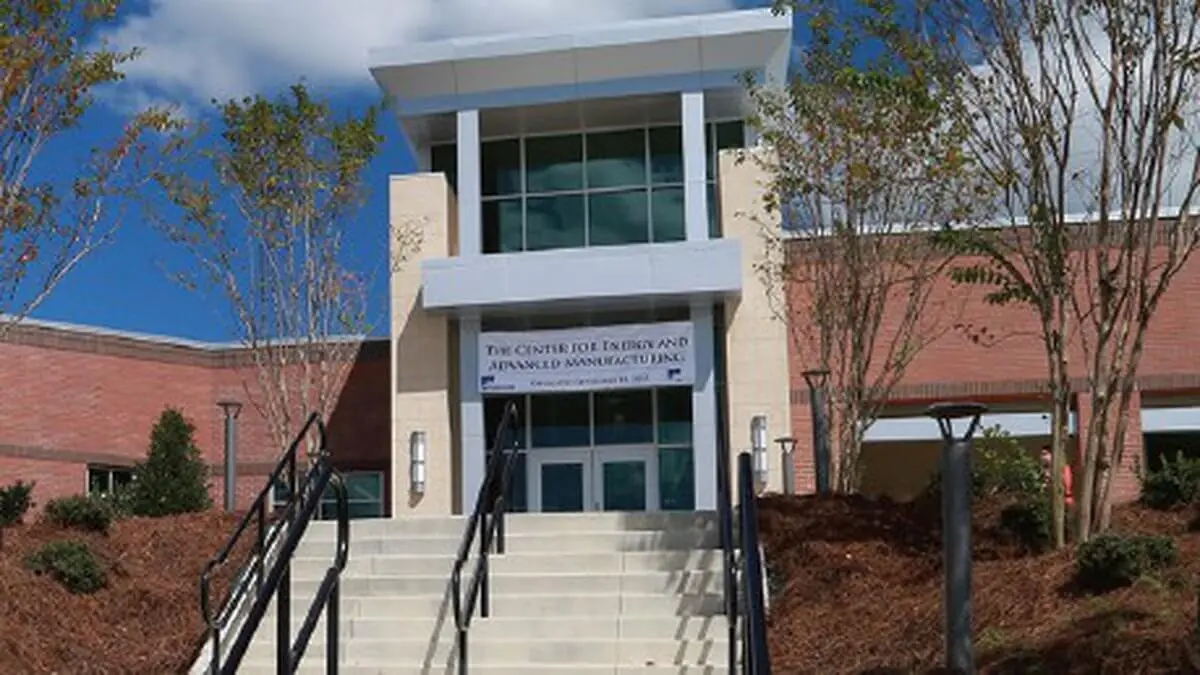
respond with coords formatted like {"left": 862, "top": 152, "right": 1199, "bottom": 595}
{"left": 718, "top": 149, "right": 794, "bottom": 499}
{"left": 390, "top": 173, "right": 458, "bottom": 516}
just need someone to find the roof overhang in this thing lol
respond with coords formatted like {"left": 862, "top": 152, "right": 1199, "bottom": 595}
{"left": 368, "top": 9, "right": 793, "bottom": 120}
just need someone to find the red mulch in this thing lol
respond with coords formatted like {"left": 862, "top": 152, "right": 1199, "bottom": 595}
{"left": 760, "top": 493, "right": 1200, "bottom": 675}
{"left": 0, "top": 510, "right": 253, "bottom": 674}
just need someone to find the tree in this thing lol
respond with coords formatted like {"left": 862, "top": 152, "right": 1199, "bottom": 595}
{"left": 746, "top": 14, "right": 992, "bottom": 491}
{"left": 152, "top": 83, "right": 388, "bottom": 453}
{"left": 131, "top": 407, "right": 212, "bottom": 517}
{"left": 775, "top": 0, "right": 1200, "bottom": 544}
{"left": 0, "top": 0, "right": 176, "bottom": 332}
{"left": 0, "top": 480, "right": 34, "bottom": 550}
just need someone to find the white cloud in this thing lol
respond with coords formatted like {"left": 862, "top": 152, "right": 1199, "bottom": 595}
{"left": 99, "top": 0, "right": 739, "bottom": 109}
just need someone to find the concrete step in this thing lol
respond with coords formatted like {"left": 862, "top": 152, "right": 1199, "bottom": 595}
{"left": 252, "top": 592, "right": 724, "bottom": 619}
{"left": 299, "top": 512, "right": 719, "bottom": 539}
{"left": 276, "top": 571, "right": 723, "bottom": 598}
{"left": 252, "top": 614, "right": 732, "bottom": 641}
{"left": 238, "top": 664, "right": 721, "bottom": 675}
{"left": 294, "top": 530, "right": 720, "bottom": 558}
{"left": 290, "top": 549, "right": 724, "bottom": 577}
{"left": 245, "top": 636, "right": 728, "bottom": 665}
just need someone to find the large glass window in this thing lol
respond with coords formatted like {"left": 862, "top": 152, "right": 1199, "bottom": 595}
{"left": 475, "top": 120, "right": 744, "bottom": 254}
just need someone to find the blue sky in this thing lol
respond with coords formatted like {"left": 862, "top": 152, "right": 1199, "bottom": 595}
{"left": 28, "top": 0, "right": 782, "bottom": 342}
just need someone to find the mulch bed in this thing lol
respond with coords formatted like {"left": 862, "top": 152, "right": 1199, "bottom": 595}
{"left": 0, "top": 510, "right": 254, "bottom": 674}
{"left": 759, "top": 493, "right": 1200, "bottom": 674}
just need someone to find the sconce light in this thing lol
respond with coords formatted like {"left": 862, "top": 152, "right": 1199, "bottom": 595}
{"left": 751, "top": 414, "right": 769, "bottom": 489}
{"left": 409, "top": 430, "right": 428, "bottom": 495}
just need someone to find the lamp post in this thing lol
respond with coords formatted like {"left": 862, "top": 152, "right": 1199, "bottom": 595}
{"left": 926, "top": 401, "right": 988, "bottom": 675}
{"left": 750, "top": 415, "right": 769, "bottom": 490}
{"left": 802, "top": 368, "right": 833, "bottom": 494}
{"left": 217, "top": 400, "right": 243, "bottom": 512}
{"left": 774, "top": 436, "right": 798, "bottom": 495}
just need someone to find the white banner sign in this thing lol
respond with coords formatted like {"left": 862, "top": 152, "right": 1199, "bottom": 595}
{"left": 478, "top": 321, "right": 695, "bottom": 394}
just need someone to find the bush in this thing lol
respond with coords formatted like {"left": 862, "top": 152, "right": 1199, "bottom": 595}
{"left": 0, "top": 480, "right": 35, "bottom": 549}
{"left": 1075, "top": 533, "right": 1180, "bottom": 593}
{"left": 44, "top": 495, "right": 114, "bottom": 533}
{"left": 95, "top": 483, "right": 137, "bottom": 520}
{"left": 25, "top": 540, "right": 107, "bottom": 594}
{"left": 130, "top": 407, "right": 213, "bottom": 517}
{"left": 1139, "top": 451, "right": 1200, "bottom": 510}
{"left": 972, "top": 425, "right": 1046, "bottom": 498}
{"left": 999, "top": 498, "right": 1052, "bottom": 553}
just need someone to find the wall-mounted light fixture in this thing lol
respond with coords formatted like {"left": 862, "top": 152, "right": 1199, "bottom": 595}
{"left": 751, "top": 414, "right": 769, "bottom": 489}
{"left": 409, "top": 430, "right": 428, "bottom": 496}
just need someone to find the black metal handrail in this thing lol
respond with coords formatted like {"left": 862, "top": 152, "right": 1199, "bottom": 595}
{"left": 198, "top": 412, "right": 351, "bottom": 675}
{"left": 449, "top": 399, "right": 521, "bottom": 674}
{"left": 737, "top": 451, "right": 773, "bottom": 674}
{"left": 716, "top": 437, "right": 740, "bottom": 675}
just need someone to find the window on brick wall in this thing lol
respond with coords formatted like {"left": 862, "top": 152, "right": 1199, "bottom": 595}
{"left": 87, "top": 466, "right": 134, "bottom": 495}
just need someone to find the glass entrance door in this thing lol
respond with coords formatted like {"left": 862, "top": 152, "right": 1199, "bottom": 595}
{"left": 595, "top": 446, "right": 658, "bottom": 512}
{"left": 526, "top": 446, "right": 657, "bottom": 513}
{"left": 527, "top": 452, "right": 591, "bottom": 513}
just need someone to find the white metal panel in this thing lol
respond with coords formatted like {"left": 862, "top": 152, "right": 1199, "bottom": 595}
{"left": 1141, "top": 406, "right": 1200, "bottom": 433}
{"left": 864, "top": 412, "right": 1056, "bottom": 443}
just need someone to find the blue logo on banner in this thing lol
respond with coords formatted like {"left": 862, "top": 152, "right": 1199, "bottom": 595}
{"left": 667, "top": 368, "right": 682, "bottom": 381}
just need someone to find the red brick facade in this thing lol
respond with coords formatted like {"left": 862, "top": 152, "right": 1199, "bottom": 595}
{"left": 785, "top": 240, "right": 1200, "bottom": 503}
{"left": 0, "top": 321, "right": 390, "bottom": 513}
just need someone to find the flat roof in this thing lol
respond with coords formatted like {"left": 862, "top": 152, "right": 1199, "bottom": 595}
{"left": 369, "top": 8, "right": 792, "bottom": 119}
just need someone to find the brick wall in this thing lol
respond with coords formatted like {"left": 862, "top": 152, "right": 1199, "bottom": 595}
{"left": 784, "top": 237, "right": 1200, "bottom": 503}
{"left": 0, "top": 322, "right": 390, "bottom": 513}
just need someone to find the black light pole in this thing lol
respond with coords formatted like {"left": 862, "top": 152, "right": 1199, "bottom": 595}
{"left": 802, "top": 369, "right": 833, "bottom": 494}
{"left": 926, "top": 401, "right": 987, "bottom": 675}
{"left": 217, "top": 400, "right": 243, "bottom": 512}
{"left": 774, "top": 436, "right": 798, "bottom": 496}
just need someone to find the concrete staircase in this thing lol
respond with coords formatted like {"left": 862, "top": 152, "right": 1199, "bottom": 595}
{"left": 236, "top": 511, "right": 729, "bottom": 674}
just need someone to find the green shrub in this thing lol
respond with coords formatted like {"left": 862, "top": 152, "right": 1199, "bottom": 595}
{"left": 1139, "top": 451, "right": 1200, "bottom": 510}
{"left": 1075, "top": 533, "right": 1180, "bottom": 593}
{"left": 972, "top": 425, "right": 1046, "bottom": 498}
{"left": 130, "top": 407, "right": 213, "bottom": 517}
{"left": 0, "top": 480, "right": 35, "bottom": 550}
{"left": 25, "top": 540, "right": 107, "bottom": 594}
{"left": 44, "top": 495, "right": 114, "bottom": 533}
{"left": 96, "top": 483, "right": 137, "bottom": 520}
{"left": 999, "top": 498, "right": 1052, "bottom": 553}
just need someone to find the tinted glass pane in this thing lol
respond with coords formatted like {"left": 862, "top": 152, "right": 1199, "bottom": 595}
{"left": 530, "top": 393, "right": 590, "bottom": 447}
{"left": 659, "top": 447, "right": 695, "bottom": 511}
{"left": 588, "top": 190, "right": 649, "bottom": 247}
{"left": 526, "top": 195, "right": 585, "bottom": 251}
{"left": 594, "top": 389, "right": 654, "bottom": 445}
{"left": 430, "top": 143, "right": 458, "bottom": 191}
{"left": 602, "top": 460, "right": 647, "bottom": 511}
{"left": 482, "top": 199, "right": 523, "bottom": 254}
{"left": 345, "top": 473, "right": 383, "bottom": 501}
{"left": 87, "top": 469, "right": 107, "bottom": 494}
{"left": 485, "top": 449, "right": 527, "bottom": 513}
{"left": 482, "top": 139, "right": 521, "bottom": 196}
{"left": 541, "top": 462, "right": 585, "bottom": 512}
{"left": 586, "top": 129, "right": 646, "bottom": 189}
{"left": 708, "top": 183, "right": 720, "bottom": 239}
{"left": 656, "top": 387, "right": 692, "bottom": 445}
{"left": 707, "top": 121, "right": 746, "bottom": 177}
{"left": 651, "top": 187, "right": 686, "bottom": 243}
{"left": 526, "top": 134, "right": 583, "bottom": 193}
{"left": 649, "top": 126, "right": 683, "bottom": 184}
{"left": 485, "top": 396, "right": 526, "bottom": 449}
